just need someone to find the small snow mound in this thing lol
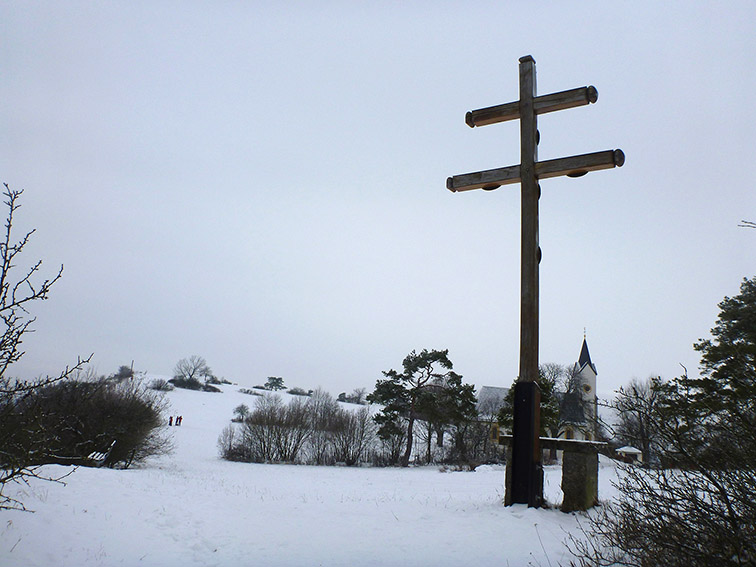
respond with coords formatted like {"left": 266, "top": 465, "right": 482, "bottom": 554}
{"left": 474, "top": 464, "right": 506, "bottom": 473}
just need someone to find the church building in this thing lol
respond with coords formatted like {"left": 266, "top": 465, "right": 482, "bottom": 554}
{"left": 560, "top": 337, "right": 598, "bottom": 442}
{"left": 476, "top": 336, "right": 601, "bottom": 453}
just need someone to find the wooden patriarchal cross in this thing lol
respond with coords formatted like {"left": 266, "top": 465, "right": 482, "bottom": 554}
{"left": 447, "top": 55, "right": 624, "bottom": 507}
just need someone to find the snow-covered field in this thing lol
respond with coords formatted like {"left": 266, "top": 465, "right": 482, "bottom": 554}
{"left": 1, "top": 383, "right": 619, "bottom": 567}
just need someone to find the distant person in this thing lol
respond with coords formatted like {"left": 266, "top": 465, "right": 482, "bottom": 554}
{"left": 168, "top": 416, "right": 173, "bottom": 426}
{"left": 177, "top": 415, "right": 183, "bottom": 426}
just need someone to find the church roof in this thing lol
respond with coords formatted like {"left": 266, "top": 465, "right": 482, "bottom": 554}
{"left": 559, "top": 390, "right": 586, "bottom": 424}
{"left": 477, "top": 386, "right": 509, "bottom": 417}
{"left": 478, "top": 386, "right": 508, "bottom": 405}
{"left": 578, "top": 338, "right": 597, "bottom": 374}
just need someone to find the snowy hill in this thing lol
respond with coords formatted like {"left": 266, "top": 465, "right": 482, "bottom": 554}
{"left": 0, "top": 381, "right": 619, "bottom": 566}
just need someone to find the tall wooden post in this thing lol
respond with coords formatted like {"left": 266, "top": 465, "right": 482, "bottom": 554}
{"left": 512, "top": 56, "right": 542, "bottom": 507}
{"left": 447, "top": 55, "right": 624, "bottom": 507}
{"left": 519, "top": 55, "right": 539, "bottom": 387}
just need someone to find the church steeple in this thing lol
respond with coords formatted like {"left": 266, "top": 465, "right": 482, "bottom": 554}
{"left": 574, "top": 336, "right": 598, "bottom": 440}
{"left": 578, "top": 337, "right": 597, "bottom": 374}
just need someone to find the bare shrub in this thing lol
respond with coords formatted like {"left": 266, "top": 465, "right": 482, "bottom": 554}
{"left": 238, "top": 388, "right": 262, "bottom": 396}
{"left": 220, "top": 391, "right": 378, "bottom": 466}
{"left": 308, "top": 389, "right": 340, "bottom": 465}
{"left": 217, "top": 424, "right": 239, "bottom": 460}
{"left": 272, "top": 397, "right": 312, "bottom": 462}
{"left": 240, "top": 394, "right": 284, "bottom": 462}
{"left": 10, "top": 378, "right": 172, "bottom": 469}
{"left": 287, "top": 387, "right": 311, "bottom": 396}
{"left": 0, "top": 184, "right": 92, "bottom": 510}
{"left": 238, "top": 394, "right": 312, "bottom": 463}
{"left": 332, "top": 406, "right": 374, "bottom": 466}
{"left": 149, "top": 378, "right": 174, "bottom": 391}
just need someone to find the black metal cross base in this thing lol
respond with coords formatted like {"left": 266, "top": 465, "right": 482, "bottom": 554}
{"left": 507, "top": 381, "right": 543, "bottom": 507}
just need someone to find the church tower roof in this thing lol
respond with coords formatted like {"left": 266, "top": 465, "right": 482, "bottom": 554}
{"left": 578, "top": 338, "right": 597, "bottom": 374}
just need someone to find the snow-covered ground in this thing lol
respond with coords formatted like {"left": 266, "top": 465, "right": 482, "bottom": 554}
{"left": 1, "top": 383, "right": 619, "bottom": 566}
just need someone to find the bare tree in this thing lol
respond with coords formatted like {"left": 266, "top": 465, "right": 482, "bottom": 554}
{"left": 332, "top": 406, "right": 374, "bottom": 466}
{"left": 307, "top": 388, "right": 340, "bottom": 465}
{"left": 0, "top": 185, "right": 63, "bottom": 375}
{"left": 232, "top": 403, "right": 250, "bottom": 422}
{"left": 0, "top": 184, "right": 90, "bottom": 510}
{"left": 174, "top": 355, "right": 212, "bottom": 381}
{"left": 337, "top": 388, "right": 368, "bottom": 404}
{"left": 241, "top": 394, "right": 282, "bottom": 462}
{"left": 171, "top": 355, "right": 213, "bottom": 389}
{"left": 272, "top": 397, "right": 312, "bottom": 462}
{"left": 610, "top": 375, "right": 664, "bottom": 465}
{"left": 217, "top": 424, "right": 237, "bottom": 459}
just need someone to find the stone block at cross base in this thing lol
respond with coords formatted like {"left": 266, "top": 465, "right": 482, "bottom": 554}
{"left": 561, "top": 451, "right": 598, "bottom": 512}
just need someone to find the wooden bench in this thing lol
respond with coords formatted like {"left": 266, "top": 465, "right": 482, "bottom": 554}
{"left": 86, "top": 440, "right": 116, "bottom": 467}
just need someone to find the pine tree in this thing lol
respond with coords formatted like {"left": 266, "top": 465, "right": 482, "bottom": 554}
{"left": 693, "top": 276, "right": 756, "bottom": 416}
{"left": 368, "top": 349, "right": 476, "bottom": 467}
{"left": 497, "top": 365, "right": 560, "bottom": 436}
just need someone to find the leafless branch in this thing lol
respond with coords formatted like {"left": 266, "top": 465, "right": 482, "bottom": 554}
{"left": 0, "top": 183, "right": 90, "bottom": 511}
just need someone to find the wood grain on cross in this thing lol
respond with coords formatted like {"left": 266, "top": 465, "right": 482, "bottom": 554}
{"left": 447, "top": 55, "right": 624, "bottom": 507}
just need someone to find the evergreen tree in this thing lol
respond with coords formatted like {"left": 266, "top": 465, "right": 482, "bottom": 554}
{"left": 415, "top": 371, "right": 478, "bottom": 464}
{"left": 497, "top": 365, "right": 560, "bottom": 436}
{"left": 264, "top": 376, "right": 286, "bottom": 391}
{"left": 570, "top": 276, "right": 756, "bottom": 566}
{"left": 113, "top": 365, "right": 134, "bottom": 381}
{"left": 368, "top": 349, "right": 475, "bottom": 467}
{"left": 692, "top": 276, "right": 756, "bottom": 416}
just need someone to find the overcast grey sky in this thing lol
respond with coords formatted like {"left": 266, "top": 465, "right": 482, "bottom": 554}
{"left": 2, "top": 2, "right": 754, "bottom": 399}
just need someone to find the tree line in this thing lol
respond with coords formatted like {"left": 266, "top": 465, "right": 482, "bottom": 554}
{"left": 217, "top": 349, "right": 492, "bottom": 467}
{"left": 216, "top": 348, "right": 601, "bottom": 468}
